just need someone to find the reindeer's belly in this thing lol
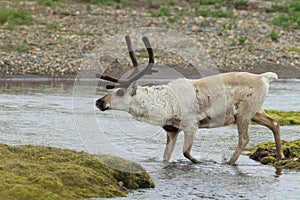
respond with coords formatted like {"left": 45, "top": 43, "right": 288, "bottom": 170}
{"left": 198, "top": 106, "right": 236, "bottom": 128}
{"left": 198, "top": 115, "right": 235, "bottom": 128}
{"left": 163, "top": 125, "right": 180, "bottom": 132}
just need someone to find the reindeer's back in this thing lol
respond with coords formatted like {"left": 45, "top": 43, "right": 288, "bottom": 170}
{"left": 189, "top": 72, "right": 268, "bottom": 95}
{"left": 187, "top": 72, "right": 272, "bottom": 121}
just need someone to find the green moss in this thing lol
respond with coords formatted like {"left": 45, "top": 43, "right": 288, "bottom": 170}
{"left": 0, "top": 144, "right": 154, "bottom": 199}
{"left": 246, "top": 139, "right": 300, "bottom": 169}
{"left": 99, "top": 155, "right": 155, "bottom": 189}
{"left": 261, "top": 156, "right": 276, "bottom": 165}
{"left": 265, "top": 110, "right": 300, "bottom": 126}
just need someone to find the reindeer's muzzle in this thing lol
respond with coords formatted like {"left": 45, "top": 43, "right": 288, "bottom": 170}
{"left": 96, "top": 98, "right": 109, "bottom": 111}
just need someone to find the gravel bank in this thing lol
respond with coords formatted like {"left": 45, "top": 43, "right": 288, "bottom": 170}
{"left": 0, "top": 0, "right": 299, "bottom": 79}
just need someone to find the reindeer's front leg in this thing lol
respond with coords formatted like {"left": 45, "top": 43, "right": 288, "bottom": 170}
{"left": 163, "top": 131, "right": 179, "bottom": 164}
{"left": 183, "top": 128, "right": 199, "bottom": 163}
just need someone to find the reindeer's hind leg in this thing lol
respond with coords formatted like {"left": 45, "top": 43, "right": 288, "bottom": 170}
{"left": 251, "top": 109, "right": 284, "bottom": 161}
{"left": 163, "top": 131, "right": 179, "bottom": 163}
{"left": 229, "top": 117, "right": 250, "bottom": 165}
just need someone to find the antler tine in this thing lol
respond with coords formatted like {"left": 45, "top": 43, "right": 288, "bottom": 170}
{"left": 120, "top": 36, "right": 154, "bottom": 84}
{"left": 123, "top": 35, "right": 140, "bottom": 79}
{"left": 125, "top": 35, "right": 158, "bottom": 79}
{"left": 142, "top": 36, "right": 154, "bottom": 64}
{"left": 96, "top": 36, "right": 137, "bottom": 84}
{"left": 97, "top": 36, "right": 155, "bottom": 89}
{"left": 96, "top": 36, "right": 140, "bottom": 85}
{"left": 125, "top": 35, "right": 138, "bottom": 68}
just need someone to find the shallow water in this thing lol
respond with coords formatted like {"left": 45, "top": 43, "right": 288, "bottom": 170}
{"left": 0, "top": 79, "right": 300, "bottom": 200}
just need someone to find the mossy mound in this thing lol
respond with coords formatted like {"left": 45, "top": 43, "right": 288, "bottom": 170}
{"left": 0, "top": 144, "right": 154, "bottom": 199}
{"left": 265, "top": 110, "right": 300, "bottom": 126}
{"left": 247, "top": 139, "right": 300, "bottom": 169}
{"left": 98, "top": 155, "right": 154, "bottom": 189}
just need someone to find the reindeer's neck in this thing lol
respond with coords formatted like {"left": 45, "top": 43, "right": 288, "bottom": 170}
{"left": 128, "top": 85, "right": 180, "bottom": 126}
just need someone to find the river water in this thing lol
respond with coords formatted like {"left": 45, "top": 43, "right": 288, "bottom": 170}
{"left": 0, "top": 79, "right": 299, "bottom": 200}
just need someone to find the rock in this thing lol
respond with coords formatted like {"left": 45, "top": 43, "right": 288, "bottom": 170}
{"left": 247, "top": 139, "right": 300, "bottom": 169}
{"left": 249, "top": 148, "right": 277, "bottom": 161}
{"left": 261, "top": 156, "right": 276, "bottom": 165}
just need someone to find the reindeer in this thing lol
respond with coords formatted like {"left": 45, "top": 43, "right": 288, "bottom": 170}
{"left": 95, "top": 36, "right": 284, "bottom": 165}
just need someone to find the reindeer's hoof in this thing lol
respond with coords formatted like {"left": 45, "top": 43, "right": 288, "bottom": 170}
{"left": 163, "top": 161, "right": 171, "bottom": 168}
{"left": 276, "top": 153, "right": 285, "bottom": 162}
{"left": 190, "top": 157, "right": 200, "bottom": 163}
{"left": 227, "top": 160, "right": 237, "bottom": 166}
{"left": 228, "top": 162, "right": 238, "bottom": 166}
{"left": 183, "top": 152, "right": 199, "bottom": 163}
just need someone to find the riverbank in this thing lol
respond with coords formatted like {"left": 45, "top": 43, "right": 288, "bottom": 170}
{"left": 0, "top": 0, "right": 299, "bottom": 78}
{"left": 0, "top": 144, "right": 154, "bottom": 199}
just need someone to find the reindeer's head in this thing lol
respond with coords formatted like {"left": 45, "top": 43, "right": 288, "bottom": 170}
{"left": 96, "top": 36, "right": 155, "bottom": 112}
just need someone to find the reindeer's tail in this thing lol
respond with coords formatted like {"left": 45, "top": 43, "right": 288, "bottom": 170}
{"left": 260, "top": 72, "right": 278, "bottom": 84}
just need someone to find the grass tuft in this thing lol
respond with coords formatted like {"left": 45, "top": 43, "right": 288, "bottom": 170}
{"left": 269, "top": 29, "right": 279, "bottom": 41}
{"left": 237, "top": 35, "right": 247, "bottom": 45}
{"left": 0, "top": 9, "right": 33, "bottom": 30}
{"left": 148, "top": 7, "right": 171, "bottom": 17}
{"left": 272, "top": 14, "right": 291, "bottom": 30}
{"left": 212, "top": 9, "right": 233, "bottom": 18}
{"left": 78, "top": 0, "right": 115, "bottom": 5}
{"left": 15, "top": 45, "right": 29, "bottom": 52}
{"left": 270, "top": 1, "right": 300, "bottom": 30}
{"left": 38, "top": 0, "right": 61, "bottom": 7}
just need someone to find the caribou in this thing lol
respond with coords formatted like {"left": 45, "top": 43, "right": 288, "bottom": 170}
{"left": 95, "top": 36, "right": 284, "bottom": 165}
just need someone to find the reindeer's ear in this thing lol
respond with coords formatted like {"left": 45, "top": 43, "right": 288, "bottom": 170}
{"left": 130, "top": 83, "right": 137, "bottom": 96}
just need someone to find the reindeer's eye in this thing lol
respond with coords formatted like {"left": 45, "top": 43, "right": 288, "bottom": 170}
{"left": 116, "top": 89, "right": 125, "bottom": 97}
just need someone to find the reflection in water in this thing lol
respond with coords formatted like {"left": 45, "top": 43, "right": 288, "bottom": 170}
{"left": 0, "top": 80, "right": 300, "bottom": 200}
{"left": 275, "top": 167, "right": 283, "bottom": 177}
{"left": 0, "top": 81, "right": 75, "bottom": 95}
